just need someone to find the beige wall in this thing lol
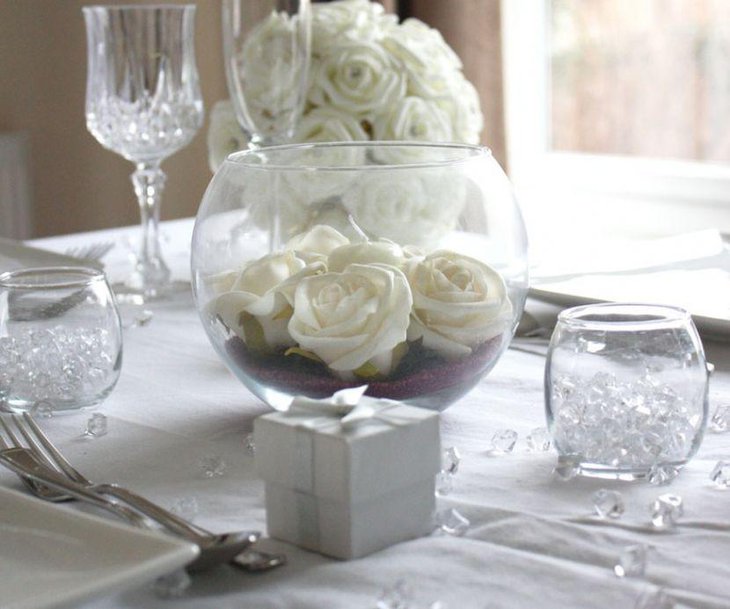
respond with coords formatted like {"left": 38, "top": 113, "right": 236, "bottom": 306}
{"left": 0, "top": 0, "right": 227, "bottom": 238}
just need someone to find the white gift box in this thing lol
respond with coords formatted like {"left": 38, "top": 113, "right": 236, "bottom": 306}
{"left": 254, "top": 392, "right": 441, "bottom": 559}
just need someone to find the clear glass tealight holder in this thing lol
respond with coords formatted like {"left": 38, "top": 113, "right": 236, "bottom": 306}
{"left": 0, "top": 267, "right": 123, "bottom": 414}
{"left": 545, "top": 303, "right": 710, "bottom": 480}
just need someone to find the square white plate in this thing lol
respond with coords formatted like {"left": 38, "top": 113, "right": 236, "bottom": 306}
{"left": 0, "top": 486, "right": 199, "bottom": 609}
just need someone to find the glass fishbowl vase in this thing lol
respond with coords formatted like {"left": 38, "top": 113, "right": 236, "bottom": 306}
{"left": 191, "top": 142, "right": 528, "bottom": 411}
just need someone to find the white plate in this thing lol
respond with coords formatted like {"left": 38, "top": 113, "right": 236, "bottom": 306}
{"left": 0, "top": 486, "right": 199, "bottom": 609}
{"left": 530, "top": 232, "right": 730, "bottom": 340}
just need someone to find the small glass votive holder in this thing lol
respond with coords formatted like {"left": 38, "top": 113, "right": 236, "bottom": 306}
{"left": 545, "top": 303, "right": 710, "bottom": 480}
{"left": 0, "top": 267, "right": 123, "bottom": 413}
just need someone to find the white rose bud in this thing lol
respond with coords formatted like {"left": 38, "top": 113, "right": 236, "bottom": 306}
{"left": 438, "top": 79, "right": 485, "bottom": 145}
{"left": 209, "top": 251, "right": 324, "bottom": 351}
{"left": 286, "top": 224, "right": 351, "bottom": 261}
{"left": 328, "top": 240, "right": 405, "bottom": 272}
{"left": 406, "top": 251, "right": 513, "bottom": 358}
{"left": 308, "top": 40, "right": 406, "bottom": 117}
{"left": 294, "top": 105, "right": 370, "bottom": 143}
{"left": 312, "top": 0, "right": 397, "bottom": 56}
{"left": 288, "top": 263, "right": 412, "bottom": 378}
{"left": 372, "top": 96, "right": 453, "bottom": 142}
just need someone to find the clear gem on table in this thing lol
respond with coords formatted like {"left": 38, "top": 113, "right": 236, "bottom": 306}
{"left": 710, "top": 460, "right": 730, "bottom": 489}
{"left": 614, "top": 544, "right": 648, "bottom": 577}
{"left": 526, "top": 427, "right": 551, "bottom": 451}
{"left": 709, "top": 405, "right": 730, "bottom": 433}
{"left": 650, "top": 493, "right": 684, "bottom": 530}
{"left": 84, "top": 412, "right": 108, "bottom": 437}
{"left": 554, "top": 456, "right": 581, "bottom": 480}
{"left": 152, "top": 569, "right": 191, "bottom": 599}
{"left": 435, "top": 508, "right": 470, "bottom": 536}
{"left": 376, "top": 579, "right": 413, "bottom": 609}
{"left": 170, "top": 496, "right": 199, "bottom": 521}
{"left": 30, "top": 400, "right": 53, "bottom": 419}
{"left": 198, "top": 455, "right": 227, "bottom": 478}
{"left": 243, "top": 432, "right": 256, "bottom": 456}
{"left": 647, "top": 463, "right": 680, "bottom": 486}
{"left": 592, "top": 489, "right": 625, "bottom": 519}
{"left": 435, "top": 471, "right": 454, "bottom": 497}
{"left": 490, "top": 429, "right": 518, "bottom": 454}
{"left": 442, "top": 446, "right": 461, "bottom": 475}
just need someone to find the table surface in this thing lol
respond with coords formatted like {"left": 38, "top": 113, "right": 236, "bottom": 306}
{"left": 4, "top": 219, "right": 730, "bottom": 609}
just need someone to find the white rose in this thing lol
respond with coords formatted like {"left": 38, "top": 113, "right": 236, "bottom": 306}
{"left": 294, "top": 105, "right": 369, "bottom": 143}
{"left": 286, "top": 224, "right": 351, "bottom": 261}
{"left": 209, "top": 251, "right": 324, "bottom": 351}
{"left": 288, "top": 263, "right": 412, "bottom": 378}
{"left": 372, "top": 96, "right": 453, "bottom": 142}
{"left": 312, "top": 0, "right": 397, "bottom": 56}
{"left": 207, "top": 100, "right": 248, "bottom": 172}
{"left": 405, "top": 251, "right": 513, "bottom": 358}
{"left": 342, "top": 169, "right": 466, "bottom": 247}
{"left": 438, "top": 79, "right": 484, "bottom": 145}
{"left": 233, "top": 11, "right": 307, "bottom": 142}
{"left": 381, "top": 18, "right": 462, "bottom": 100}
{"left": 308, "top": 41, "right": 406, "bottom": 117}
{"left": 328, "top": 240, "right": 405, "bottom": 273}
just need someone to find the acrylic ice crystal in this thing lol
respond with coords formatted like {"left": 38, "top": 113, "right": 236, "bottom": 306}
{"left": 30, "top": 400, "right": 53, "bottom": 419}
{"left": 153, "top": 569, "right": 191, "bottom": 599}
{"left": 526, "top": 427, "right": 551, "bottom": 452}
{"left": 650, "top": 494, "right": 683, "bottom": 530}
{"left": 592, "top": 489, "right": 625, "bottom": 519}
{"left": 435, "top": 508, "right": 470, "bottom": 537}
{"left": 709, "top": 405, "right": 730, "bottom": 433}
{"left": 243, "top": 432, "right": 256, "bottom": 456}
{"left": 442, "top": 446, "right": 461, "bottom": 475}
{"left": 84, "top": 412, "right": 108, "bottom": 437}
{"left": 553, "top": 456, "right": 581, "bottom": 481}
{"left": 170, "top": 496, "right": 199, "bottom": 521}
{"left": 647, "top": 463, "right": 680, "bottom": 486}
{"left": 435, "top": 471, "right": 454, "bottom": 497}
{"left": 199, "top": 455, "right": 227, "bottom": 478}
{"left": 710, "top": 461, "right": 730, "bottom": 489}
{"left": 490, "top": 429, "right": 518, "bottom": 454}
{"left": 614, "top": 544, "right": 648, "bottom": 578}
{"left": 376, "top": 579, "right": 413, "bottom": 609}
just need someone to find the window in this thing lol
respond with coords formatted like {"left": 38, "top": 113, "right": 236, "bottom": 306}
{"left": 502, "top": 0, "right": 730, "bottom": 257}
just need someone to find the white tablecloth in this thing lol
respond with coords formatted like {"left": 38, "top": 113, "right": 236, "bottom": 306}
{"left": 5, "top": 219, "right": 730, "bottom": 609}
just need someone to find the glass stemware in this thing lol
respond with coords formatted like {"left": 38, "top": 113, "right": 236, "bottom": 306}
{"left": 83, "top": 5, "right": 204, "bottom": 301}
{"left": 222, "top": 0, "right": 311, "bottom": 148}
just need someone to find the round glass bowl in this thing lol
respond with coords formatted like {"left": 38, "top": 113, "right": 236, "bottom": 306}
{"left": 0, "top": 267, "right": 123, "bottom": 413}
{"left": 545, "top": 303, "right": 710, "bottom": 479}
{"left": 192, "top": 142, "right": 528, "bottom": 410}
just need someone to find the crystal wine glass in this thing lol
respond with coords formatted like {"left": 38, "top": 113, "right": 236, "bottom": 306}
{"left": 83, "top": 4, "right": 203, "bottom": 301}
{"left": 222, "top": 0, "right": 311, "bottom": 148}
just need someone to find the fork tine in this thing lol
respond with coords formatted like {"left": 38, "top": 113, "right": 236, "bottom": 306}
{"left": 0, "top": 417, "right": 22, "bottom": 448}
{"left": 20, "top": 413, "right": 88, "bottom": 484}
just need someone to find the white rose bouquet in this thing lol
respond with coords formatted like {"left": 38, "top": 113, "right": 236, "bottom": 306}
{"left": 209, "top": 225, "right": 513, "bottom": 388}
{"left": 207, "top": 0, "right": 484, "bottom": 171}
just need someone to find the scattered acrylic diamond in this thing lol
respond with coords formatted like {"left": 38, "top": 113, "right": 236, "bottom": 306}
{"left": 243, "top": 432, "right": 256, "bottom": 456}
{"left": 650, "top": 493, "right": 684, "bottom": 530}
{"left": 553, "top": 456, "right": 581, "bottom": 481}
{"left": 199, "top": 454, "right": 227, "bottom": 478}
{"left": 152, "top": 569, "right": 191, "bottom": 599}
{"left": 84, "top": 412, "right": 108, "bottom": 437}
{"left": 709, "top": 405, "right": 730, "bottom": 433}
{"left": 435, "top": 508, "right": 470, "bottom": 537}
{"left": 710, "top": 461, "right": 730, "bottom": 489}
{"left": 647, "top": 463, "right": 680, "bottom": 486}
{"left": 490, "top": 429, "right": 518, "bottom": 454}
{"left": 526, "top": 427, "right": 551, "bottom": 452}
{"left": 592, "top": 489, "right": 625, "bottom": 519}
{"left": 435, "top": 471, "right": 454, "bottom": 497}
{"left": 442, "top": 446, "right": 461, "bottom": 475}
{"left": 30, "top": 400, "right": 53, "bottom": 419}
{"left": 376, "top": 579, "right": 413, "bottom": 609}
{"left": 170, "top": 496, "right": 199, "bottom": 521}
{"left": 614, "top": 544, "right": 648, "bottom": 578}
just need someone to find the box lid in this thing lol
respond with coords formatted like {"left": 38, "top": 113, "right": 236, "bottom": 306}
{"left": 254, "top": 397, "right": 441, "bottom": 503}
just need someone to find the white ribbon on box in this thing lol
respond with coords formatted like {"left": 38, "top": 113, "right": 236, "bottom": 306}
{"left": 279, "top": 385, "right": 416, "bottom": 554}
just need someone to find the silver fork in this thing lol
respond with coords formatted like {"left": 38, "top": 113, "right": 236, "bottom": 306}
{"left": 4, "top": 413, "right": 285, "bottom": 573}
{"left": 65, "top": 241, "right": 115, "bottom": 262}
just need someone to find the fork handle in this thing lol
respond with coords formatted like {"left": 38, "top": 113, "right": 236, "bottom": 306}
{"left": 94, "top": 483, "right": 214, "bottom": 542}
{"left": 0, "top": 449, "right": 154, "bottom": 531}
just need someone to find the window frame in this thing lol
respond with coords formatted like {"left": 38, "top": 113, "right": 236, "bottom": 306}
{"left": 500, "top": 0, "right": 730, "bottom": 241}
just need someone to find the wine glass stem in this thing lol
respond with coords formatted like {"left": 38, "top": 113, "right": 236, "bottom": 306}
{"left": 130, "top": 163, "right": 171, "bottom": 295}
